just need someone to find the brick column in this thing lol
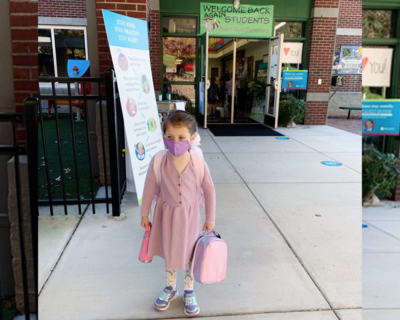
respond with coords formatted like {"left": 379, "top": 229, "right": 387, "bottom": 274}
{"left": 9, "top": 0, "right": 38, "bottom": 143}
{"left": 149, "top": 8, "right": 161, "bottom": 93}
{"left": 306, "top": 1, "right": 340, "bottom": 125}
{"left": 95, "top": 0, "right": 148, "bottom": 78}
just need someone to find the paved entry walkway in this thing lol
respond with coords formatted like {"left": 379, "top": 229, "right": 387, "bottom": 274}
{"left": 363, "top": 202, "right": 400, "bottom": 320}
{"left": 38, "top": 125, "right": 362, "bottom": 320}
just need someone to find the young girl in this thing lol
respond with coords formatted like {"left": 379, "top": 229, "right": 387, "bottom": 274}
{"left": 140, "top": 110, "right": 216, "bottom": 317}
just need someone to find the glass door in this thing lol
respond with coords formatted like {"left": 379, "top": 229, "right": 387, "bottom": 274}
{"left": 199, "top": 31, "right": 209, "bottom": 128}
{"left": 266, "top": 34, "right": 284, "bottom": 128}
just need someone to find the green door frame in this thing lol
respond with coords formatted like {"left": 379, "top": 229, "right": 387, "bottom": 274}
{"left": 362, "top": 5, "right": 400, "bottom": 155}
{"left": 159, "top": 12, "right": 310, "bottom": 118}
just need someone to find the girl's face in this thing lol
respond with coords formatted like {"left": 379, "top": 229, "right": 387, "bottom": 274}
{"left": 164, "top": 124, "right": 196, "bottom": 143}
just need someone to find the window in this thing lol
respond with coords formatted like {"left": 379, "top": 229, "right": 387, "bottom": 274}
{"left": 162, "top": 17, "right": 197, "bottom": 34}
{"left": 162, "top": 37, "right": 196, "bottom": 82}
{"left": 274, "top": 22, "right": 304, "bottom": 38}
{"left": 38, "top": 26, "right": 88, "bottom": 77}
{"left": 362, "top": 10, "right": 395, "bottom": 39}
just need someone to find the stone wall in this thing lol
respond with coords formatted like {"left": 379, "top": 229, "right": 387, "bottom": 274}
{"left": 7, "top": 156, "right": 36, "bottom": 313}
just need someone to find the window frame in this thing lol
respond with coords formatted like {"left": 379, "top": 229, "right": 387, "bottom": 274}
{"left": 38, "top": 25, "right": 89, "bottom": 78}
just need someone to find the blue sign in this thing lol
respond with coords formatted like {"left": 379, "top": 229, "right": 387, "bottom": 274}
{"left": 321, "top": 161, "right": 342, "bottom": 167}
{"left": 102, "top": 9, "right": 149, "bottom": 51}
{"left": 276, "top": 136, "right": 289, "bottom": 140}
{"left": 362, "top": 100, "right": 400, "bottom": 136}
{"left": 67, "top": 60, "right": 90, "bottom": 78}
{"left": 282, "top": 70, "right": 308, "bottom": 90}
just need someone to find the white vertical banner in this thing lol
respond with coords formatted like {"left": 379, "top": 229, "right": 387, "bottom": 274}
{"left": 362, "top": 48, "right": 393, "bottom": 87}
{"left": 103, "top": 10, "right": 164, "bottom": 205}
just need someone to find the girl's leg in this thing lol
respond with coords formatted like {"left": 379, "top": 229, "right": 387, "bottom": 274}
{"left": 153, "top": 269, "right": 179, "bottom": 311}
{"left": 184, "top": 260, "right": 194, "bottom": 292}
{"left": 166, "top": 269, "right": 177, "bottom": 289}
{"left": 183, "top": 259, "right": 200, "bottom": 316}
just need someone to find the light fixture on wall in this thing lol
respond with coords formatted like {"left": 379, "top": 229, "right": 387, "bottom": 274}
{"left": 233, "top": 0, "right": 240, "bottom": 9}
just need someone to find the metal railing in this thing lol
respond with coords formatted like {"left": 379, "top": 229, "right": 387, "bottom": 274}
{"left": 38, "top": 70, "right": 126, "bottom": 216}
{"left": 0, "top": 102, "right": 38, "bottom": 320}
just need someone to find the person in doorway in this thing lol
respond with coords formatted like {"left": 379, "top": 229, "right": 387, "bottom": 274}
{"left": 236, "top": 62, "right": 248, "bottom": 115}
{"left": 225, "top": 73, "right": 236, "bottom": 115}
{"left": 208, "top": 76, "right": 219, "bottom": 118}
{"left": 219, "top": 70, "right": 230, "bottom": 102}
{"left": 140, "top": 110, "right": 216, "bottom": 317}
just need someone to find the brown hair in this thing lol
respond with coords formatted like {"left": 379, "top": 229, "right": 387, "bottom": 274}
{"left": 162, "top": 110, "right": 198, "bottom": 136}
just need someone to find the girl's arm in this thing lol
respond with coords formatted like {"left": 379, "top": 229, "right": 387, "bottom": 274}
{"left": 140, "top": 156, "right": 158, "bottom": 218}
{"left": 201, "top": 161, "right": 216, "bottom": 225}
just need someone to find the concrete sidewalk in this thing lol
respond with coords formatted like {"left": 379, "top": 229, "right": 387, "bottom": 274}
{"left": 363, "top": 202, "right": 400, "bottom": 320}
{"left": 38, "top": 125, "right": 362, "bottom": 320}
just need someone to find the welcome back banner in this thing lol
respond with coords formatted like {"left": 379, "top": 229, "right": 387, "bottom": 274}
{"left": 102, "top": 10, "right": 164, "bottom": 205}
{"left": 200, "top": 2, "right": 274, "bottom": 38}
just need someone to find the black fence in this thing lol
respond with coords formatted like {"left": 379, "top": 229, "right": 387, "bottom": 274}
{"left": 0, "top": 103, "right": 38, "bottom": 320}
{"left": 38, "top": 70, "right": 126, "bottom": 216}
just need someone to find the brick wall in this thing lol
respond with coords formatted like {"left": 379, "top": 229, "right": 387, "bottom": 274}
{"left": 306, "top": 0, "right": 340, "bottom": 125}
{"left": 39, "top": 0, "right": 86, "bottom": 18}
{"left": 9, "top": 0, "right": 38, "bottom": 143}
{"left": 95, "top": 0, "right": 148, "bottom": 79}
{"left": 149, "top": 9, "right": 161, "bottom": 92}
{"left": 330, "top": 0, "right": 362, "bottom": 93}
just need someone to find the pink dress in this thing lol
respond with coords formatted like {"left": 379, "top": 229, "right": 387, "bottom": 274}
{"left": 140, "top": 150, "right": 216, "bottom": 270}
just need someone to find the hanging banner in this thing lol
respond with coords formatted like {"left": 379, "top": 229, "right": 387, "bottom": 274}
{"left": 282, "top": 70, "right": 308, "bottom": 90}
{"left": 200, "top": 3, "right": 274, "bottom": 38}
{"left": 362, "top": 48, "right": 393, "bottom": 87}
{"left": 282, "top": 42, "right": 303, "bottom": 64}
{"left": 362, "top": 100, "right": 400, "bottom": 136}
{"left": 338, "top": 45, "right": 362, "bottom": 75}
{"left": 102, "top": 10, "right": 164, "bottom": 205}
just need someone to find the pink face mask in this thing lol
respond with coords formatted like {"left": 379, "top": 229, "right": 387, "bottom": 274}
{"left": 164, "top": 138, "right": 191, "bottom": 157}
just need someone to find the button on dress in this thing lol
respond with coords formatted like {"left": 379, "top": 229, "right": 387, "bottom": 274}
{"left": 140, "top": 150, "right": 216, "bottom": 270}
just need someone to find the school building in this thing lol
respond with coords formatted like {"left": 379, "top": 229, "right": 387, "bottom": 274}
{"left": 30, "top": 0, "right": 361, "bottom": 126}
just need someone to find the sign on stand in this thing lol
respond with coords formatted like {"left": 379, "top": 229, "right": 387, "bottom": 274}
{"left": 282, "top": 42, "right": 303, "bottom": 64}
{"left": 282, "top": 70, "right": 308, "bottom": 90}
{"left": 102, "top": 10, "right": 164, "bottom": 205}
{"left": 362, "top": 100, "right": 400, "bottom": 136}
{"left": 362, "top": 48, "right": 393, "bottom": 87}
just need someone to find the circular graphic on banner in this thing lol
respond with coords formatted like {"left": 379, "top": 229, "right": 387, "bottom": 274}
{"left": 118, "top": 53, "right": 129, "bottom": 72}
{"left": 321, "top": 161, "right": 342, "bottom": 167}
{"left": 126, "top": 98, "right": 138, "bottom": 117}
{"left": 363, "top": 119, "right": 375, "bottom": 132}
{"left": 135, "top": 142, "right": 146, "bottom": 161}
{"left": 140, "top": 74, "right": 151, "bottom": 94}
{"left": 147, "top": 118, "right": 157, "bottom": 132}
{"left": 287, "top": 81, "right": 293, "bottom": 88}
{"left": 276, "top": 136, "right": 290, "bottom": 140}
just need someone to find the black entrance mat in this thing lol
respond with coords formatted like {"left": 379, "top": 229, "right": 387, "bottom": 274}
{"left": 207, "top": 124, "right": 284, "bottom": 136}
{"left": 206, "top": 115, "right": 259, "bottom": 124}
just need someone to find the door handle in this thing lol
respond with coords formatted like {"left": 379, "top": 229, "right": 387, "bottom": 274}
{"left": 274, "top": 79, "right": 279, "bottom": 90}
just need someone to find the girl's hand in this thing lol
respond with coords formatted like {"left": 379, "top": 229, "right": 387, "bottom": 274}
{"left": 202, "top": 223, "right": 215, "bottom": 232}
{"left": 141, "top": 216, "right": 150, "bottom": 231}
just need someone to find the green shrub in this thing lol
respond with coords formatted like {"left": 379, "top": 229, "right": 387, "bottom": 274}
{"left": 278, "top": 95, "right": 307, "bottom": 126}
{"left": 362, "top": 145, "right": 400, "bottom": 200}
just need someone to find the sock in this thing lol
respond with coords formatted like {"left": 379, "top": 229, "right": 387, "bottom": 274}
{"left": 184, "top": 259, "right": 194, "bottom": 292}
{"left": 165, "top": 269, "right": 177, "bottom": 290}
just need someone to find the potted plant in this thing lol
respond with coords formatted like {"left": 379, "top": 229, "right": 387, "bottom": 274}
{"left": 278, "top": 95, "right": 307, "bottom": 127}
{"left": 362, "top": 145, "right": 400, "bottom": 206}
